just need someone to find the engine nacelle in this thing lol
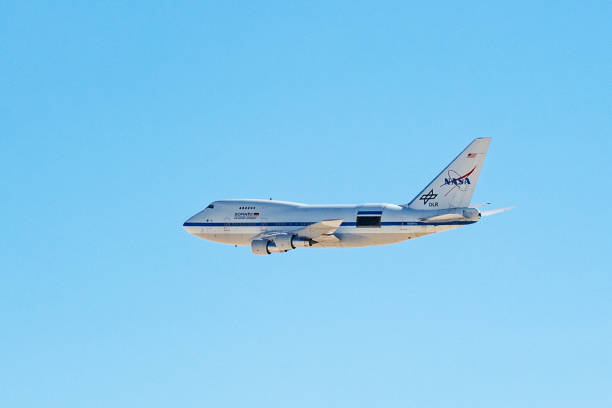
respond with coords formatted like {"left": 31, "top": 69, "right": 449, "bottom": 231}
{"left": 273, "top": 234, "right": 295, "bottom": 251}
{"left": 251, "top": 238, "right": 286, "bottom": 255}
{"left": 251, "top": 235, "right": 314, "bottom": 255}
{"left": 251, "top": 239, "right": 272, "bottom": 255}
{"left": 292, "top": 236, "right": 315, "bottom": 248}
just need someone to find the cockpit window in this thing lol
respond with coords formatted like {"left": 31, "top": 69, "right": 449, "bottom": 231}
{"left": 207, "top": 204, "right": 214, "bottom": 209}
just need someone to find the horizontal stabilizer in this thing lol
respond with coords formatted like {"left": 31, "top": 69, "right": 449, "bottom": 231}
{"left": 419, "top": 207, "right": 480, "bottom": 223}
{"left": 419, "top": 213, "right": 467, "bottom": 222}
{"left": 480, "top": 206, "right": 515, "bottom": 217}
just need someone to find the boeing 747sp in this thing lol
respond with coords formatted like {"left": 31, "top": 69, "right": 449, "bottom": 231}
{"left": 183, "top": 138, "right": 513, "bottom": 255}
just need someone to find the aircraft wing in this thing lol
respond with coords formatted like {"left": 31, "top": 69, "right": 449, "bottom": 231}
{"left": 254, "top": 219, "right": 344, "bottom": 243}
{"left": 297, "top": 219, "right": 343, "bottom": 241}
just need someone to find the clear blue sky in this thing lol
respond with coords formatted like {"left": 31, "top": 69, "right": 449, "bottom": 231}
{"left": 2, "top": 1, "right": 611, "bottom": 407}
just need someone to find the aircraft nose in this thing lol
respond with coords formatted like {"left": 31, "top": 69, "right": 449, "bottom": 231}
{"left": 183, "top": 214, "right": 198, "bottom": 235}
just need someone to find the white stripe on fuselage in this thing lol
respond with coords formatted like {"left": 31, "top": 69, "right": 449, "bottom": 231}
{"left": 183, "top": 199, "right": 476, "bottom": 248}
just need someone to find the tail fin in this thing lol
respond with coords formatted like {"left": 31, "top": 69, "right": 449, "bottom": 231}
{"left": 406, "top": 138, "right": 491, "bottom": 209}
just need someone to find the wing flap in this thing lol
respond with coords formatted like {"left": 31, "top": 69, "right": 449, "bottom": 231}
{"left": 252, "top": 219, "right": 344, "bottom": 243}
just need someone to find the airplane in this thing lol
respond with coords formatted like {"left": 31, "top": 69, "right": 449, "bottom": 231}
{"left": 183, "top": 138, "right": 513, "bottom": 255}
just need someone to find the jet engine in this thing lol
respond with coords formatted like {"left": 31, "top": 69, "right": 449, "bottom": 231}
{"left": 251, "top": 234, "right": 314, "bottom": 255}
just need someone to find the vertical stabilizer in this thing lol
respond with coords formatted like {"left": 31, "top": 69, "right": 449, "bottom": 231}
{"left": 406, "top": 138, "right": 491, "bottom": 209}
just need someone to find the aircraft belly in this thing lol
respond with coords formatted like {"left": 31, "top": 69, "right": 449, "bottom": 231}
{"left": 330, "top": 224, "right": 455, "bottom": 247}
{"left": 329, "top": 226, "right": 408, "bottom": 247}
{"left": 191, "top": 224, "right": 464, "bottom": 248}
{"left": 325, "top": 233, "right": 408, "bottom": 247}
{"left": 193, "top": 227, "right": 260, "bottom": 246}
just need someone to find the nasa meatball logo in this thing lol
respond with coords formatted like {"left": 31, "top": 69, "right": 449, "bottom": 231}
{"left": 441, "top": 166, "right": 476, "bottom": 196}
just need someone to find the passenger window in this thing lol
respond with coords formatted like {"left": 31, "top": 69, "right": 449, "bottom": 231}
{"left": 356, "top": 215, "right": 381, "bottom": 228}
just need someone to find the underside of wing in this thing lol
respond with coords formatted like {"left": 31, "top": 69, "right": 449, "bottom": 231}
{"left": 252, "top": 219, "right": 344, "bottom": 243}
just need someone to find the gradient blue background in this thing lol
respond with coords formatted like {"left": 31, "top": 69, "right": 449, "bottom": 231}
{"left": 2, "top": 1, "right": 611, "bottom": 407}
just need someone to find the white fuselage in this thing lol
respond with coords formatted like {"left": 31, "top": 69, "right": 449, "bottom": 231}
{"left": 183, "top": 199, "right": 479, "bottom": 248}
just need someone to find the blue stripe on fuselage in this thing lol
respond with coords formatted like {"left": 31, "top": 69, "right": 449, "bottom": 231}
{"left": 183, "top": 221, "right": 476, "bottom": 227}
